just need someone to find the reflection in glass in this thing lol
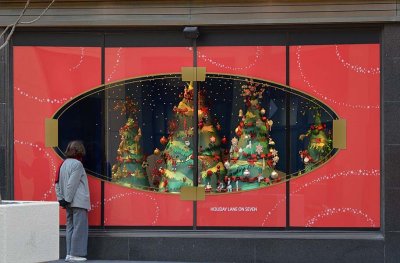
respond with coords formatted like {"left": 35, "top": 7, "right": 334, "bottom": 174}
{"left": 111, "top": 97, "right": 149, "bottom": 188}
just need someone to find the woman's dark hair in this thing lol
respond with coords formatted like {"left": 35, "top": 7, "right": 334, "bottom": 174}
{"left": 65, "top": 140, "right": 86, "bottom": 158}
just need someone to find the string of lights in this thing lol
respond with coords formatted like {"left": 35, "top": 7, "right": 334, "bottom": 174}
{"left": 69, "top": 47, "right": 85, "bottom": 71}
{"left": 335, "top": 45, "right": 380, "bottom": 75}
{"left": 106, "top": 47, "right": 122, "bottom": 82}
{"left": 13, "top": 139, "right": 57, "bottom": 201}
{"left": 190, "top": 46, "right": 263, "bottom": 70}
{"left": 14, "top": 86, "right": 72, "bottom": 104}
{"left": 261, "top": 169, "right": 379, "bottom": 226}
{"left": 306, "top": 207, "right": 375, "bottom": 227}
{"left": 296, "top": 46, "right": 380, "bottom": 110}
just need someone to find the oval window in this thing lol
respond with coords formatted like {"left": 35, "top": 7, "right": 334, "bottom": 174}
{"left": 53, "top": 74, "right": 338, "bottom": 193}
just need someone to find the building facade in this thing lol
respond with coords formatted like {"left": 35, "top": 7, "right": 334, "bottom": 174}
{"left": 0, "top": 1, "right": 399, "bottom": 262}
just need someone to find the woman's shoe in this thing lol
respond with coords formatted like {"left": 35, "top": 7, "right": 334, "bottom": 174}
{"left": 67, "top": 255, "right": 87, "bottom": 262}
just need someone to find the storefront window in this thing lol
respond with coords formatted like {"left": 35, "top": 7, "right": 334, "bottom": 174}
{"left": 13, "top": 39, "right": 380, "bottom": 229}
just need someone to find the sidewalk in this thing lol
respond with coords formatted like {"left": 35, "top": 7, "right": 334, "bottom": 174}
{"left": 50, "top": 261, "right": 190, "bottom": 263}
{"left": 49, "top": 260, "right": 202, "bottom": 263}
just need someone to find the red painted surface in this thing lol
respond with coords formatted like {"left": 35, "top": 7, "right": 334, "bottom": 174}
{"left": 13, "top": 46, "right": 102, "bottom": 226}
{"left": 13, "top": 44, "right": 380, "bottom": 228}
{"left": 104, "top": 47, "right": 194, "bottom": 226}
{"left": 104, "top": 183, "right": 193, "bottom": 226}
{"left": 196, "top": 46, "right": 287, "bottom": 227}
{"left": 289, "top": 44, "right": 380, "bottom": 227}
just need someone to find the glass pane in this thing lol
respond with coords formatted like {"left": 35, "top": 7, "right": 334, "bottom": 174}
{"left": 289, "top": 44, "right": 380, "bottom": 227}
{"left": 13, "top": 46, "right": 102, "bottom": 226}
{"left": 104, "top": 47, "right": 194, "bottom": 226}
{"left": 196, "top": 46, "right": 287, "bottom": 227}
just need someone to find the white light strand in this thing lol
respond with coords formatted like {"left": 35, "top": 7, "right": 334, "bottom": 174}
{"left": 14, "top": 139, "right": 57, "bottom": 201}
{"left": 106, "top": 47, "right": 122, "bottom": 82}
{"left": 296, "top": 46, "right": 379, "bottom": 109}
{"left": 291, "top": 169, "right": 380, "bottom": 194}
{"left": 261, "top": 169, "right": 379, "bottom": 226}
{"left": 305, "top": 207, "right": 375, "bottom": 227}
{"left": 261, "top": 195, "right": 286, "bottom": 226}
{"left": 335, "top": 45, "right": 380, "bottom": 75}
{"left": 69, "top": 47, "right": 85, "bottom": 71}
{"left": 91, "top": 191, "right": 160, "bottom": 225}
{"left": 15, "top": 86, "right": 72, "bottom": 104}
{"left": 191, "top": 46, "right": 263, "bottom": 71}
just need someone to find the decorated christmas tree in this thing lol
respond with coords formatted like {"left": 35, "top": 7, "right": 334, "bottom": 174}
{"left": 198, "top": 86, "right": 226, "bottom": 191}
{"left": 157, "top": 82, "right": 225, "bottom": 192}
{"left": 299, "top": 110, "right": 333, "bottom": 173}
{"left": 225, "top": 80, "right": 280, "bottom": 191}
{"left": 111, "top": 97, "right": 149, "bottom": 188}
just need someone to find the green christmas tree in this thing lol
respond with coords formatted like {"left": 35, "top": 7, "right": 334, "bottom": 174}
{"left": 111, "top": 97, "right": 149, "bottom": 188}
{"left": 158, "top": 82, "right": 225, "bottom": 192}
{"left": 198, "top": 86, "right": 226, "bottom": 192}
{"left": 226, "top": 80, "right": 280, "bottom": 191}
{"left": 299, "top": 110, "right": 333, "bottom": 173}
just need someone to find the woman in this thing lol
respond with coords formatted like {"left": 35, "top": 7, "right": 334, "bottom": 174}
{"left": 55, "top": 141, "right": 91, "bottom": 262}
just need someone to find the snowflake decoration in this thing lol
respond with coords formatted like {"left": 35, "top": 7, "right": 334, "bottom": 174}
{"left": 270, "top": 149, "right": 278, "bottom": 156}
{"left": 255, "top": 144, "right": 263, "bottom": 155}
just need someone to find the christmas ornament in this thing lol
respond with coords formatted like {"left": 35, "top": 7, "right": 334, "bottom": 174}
{"left": 224, "top": 161, "right": 230, "bottom": 169}
{"left": 268, "top": 138, "right": 275, "bottom": 146}
{"left": 221, "top": 136, "right": 227, "bottom": 144}
{"left": 160, "top": 136, "right": 168, "bottom": 145}
{"left": 198, "top": 121, "right": 204, "bottom": 129}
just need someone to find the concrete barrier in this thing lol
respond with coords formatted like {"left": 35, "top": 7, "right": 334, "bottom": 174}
{"left": 0, "top": 201, "right": 59, "bottom": 263}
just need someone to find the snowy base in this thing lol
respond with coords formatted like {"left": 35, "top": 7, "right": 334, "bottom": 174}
{"left": 0, "top": 201, "right": 59, "bottom": 263}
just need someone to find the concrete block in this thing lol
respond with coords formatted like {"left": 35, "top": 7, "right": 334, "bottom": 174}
{"left": 0, "top": 201, "right": 59, "bottom": 263}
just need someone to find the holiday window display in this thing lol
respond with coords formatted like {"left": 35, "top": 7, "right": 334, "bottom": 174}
{"left": 111, "top": 97, "right": 149, "bottom": 188}
{"left": 75, "top": 74, "right": 338, "bottom": 193}
{"left": 225, "top": 79, "right": 281, "bottom": 191}
{"left": 298, "top": 110, "right": 333, "bottom": 173}
{"left": 154, "top": 82, "right": 226, "bottom": 192}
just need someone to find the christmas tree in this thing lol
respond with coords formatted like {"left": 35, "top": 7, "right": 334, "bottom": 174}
{"left": 157, "top": 82, "right": 225, "bottom": 192}
{"left": 198, "top": 86, "right": 226, "bottom": 192}
{"left": 299, "top": 110, "right": 333, "bottom": 173}
{"left": 111, "top": 97, "right": 149, "bottom": 188}
{"left": 225, "top": 80, "right": 280, "bottom": 191}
